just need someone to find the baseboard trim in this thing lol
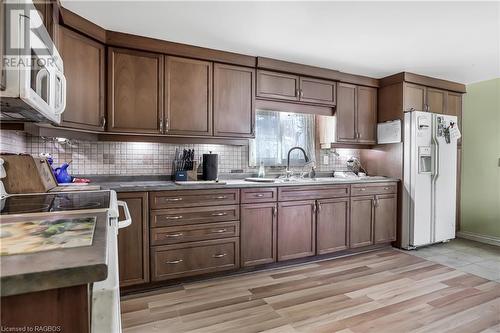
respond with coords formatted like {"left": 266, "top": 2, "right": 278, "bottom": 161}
{"left": 457, "top": 231, "right": 500, "bottom": 247}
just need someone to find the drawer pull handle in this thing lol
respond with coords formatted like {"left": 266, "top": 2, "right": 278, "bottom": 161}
{"left": 211, "top": 229, "right": 227, "bottom": 233}
{"left": 255, "top": 194, "right": 265, "bottom": 197}
{"left": 164, "top": 232, "right": 183, "bottom": 238}
{"left": 214, "top": 196, "right": 228, "bottom": 199}
{"left": 165, "top": 215, "right": 183, "bottom": 220}
{"left": 360, "top": 188, "right": 366, "bottom": 191}
{"left": 165, "top": 197, "right": 183, "bottom": 201}
{"left": 166, "top": 259, "right": 183, "bottom": 264}
{"left": 384, "top": 187, "right": 390, "bottom": 190}
{"left": 211, "top": 212, "right": 228, "bottom": 216}
{"left": 212, "top": 253, "right": 227, "bottom": 258}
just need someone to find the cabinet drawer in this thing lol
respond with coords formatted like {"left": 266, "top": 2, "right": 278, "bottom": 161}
{"left": 241, "top": 187, "right": 277, "bottom": 203}
{"left": 150, "top": 189, "right": 239, "bottom": 209}
{"left": 151, "top": 238, "right": 239, "bottom": 281}
{"left": 151, "top": 205, "right": 239, "bottom": 227}
{"left": 278, "top": 185, "right": 350, "bottom": 201}
{"left": 151, "top": 221, "right": 240, "bottom": 245}
{"left": 351, "top": 183, "right": 397, "bottom": 196}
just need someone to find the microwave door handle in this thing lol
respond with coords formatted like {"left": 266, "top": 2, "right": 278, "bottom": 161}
{"left": 54, "top": 72, "right": 66, "bottom": 115}
{"left": 35, "top": 68, "right": 49, "bottom": 97}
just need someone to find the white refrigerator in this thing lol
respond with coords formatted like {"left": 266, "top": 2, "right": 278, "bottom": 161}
{"left": 401, "top": 111, "right": 459, "bottom": 249}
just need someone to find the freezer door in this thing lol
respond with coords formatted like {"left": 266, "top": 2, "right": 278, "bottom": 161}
{"left": 432, "top": 114, "right": 457, "bottom": 242}
{"left": 403, "top": 111, "right": 433, "bottom": 248}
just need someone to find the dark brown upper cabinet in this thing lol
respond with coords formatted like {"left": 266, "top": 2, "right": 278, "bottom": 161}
{"left": 403, "top": 83, "right": 426, "bottom": 112}
{"left": 299, "top": 77, "right": 336, "bottom": 106}
{"left": 108, "top": 47, "right": 164, "bottom": 133}
{"left": 117, "top": 192, "right": 150, "bottom": 287}
{"left": 257, "top": 70, "right": 336, "bottom": 107}
{"left": 426, "top": 87, "right": 446, "bottom": 114}
{"left": 316, "top": 198, "right": 350, "bottom": 255}
{"left": 277, "top": 200, "right": 316, "bottom": 261}
{"left": 58, "top": 26, "right": 105, "bottom": 131}
{"left": 257, "top": 70, "right": 300, "bottom": 101}
{"left": 213, "top": 64, "right": 255, "bottom": 138}
{"left": 336, "top": 83, "right": 377, "bottom": 144}
{"left": 165, "top": 56, "right": 213, "bottom": 136}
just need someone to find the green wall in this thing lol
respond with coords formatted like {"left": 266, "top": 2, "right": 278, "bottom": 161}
{"left": 461, "top": 78, "right": 500, "bottom": 238}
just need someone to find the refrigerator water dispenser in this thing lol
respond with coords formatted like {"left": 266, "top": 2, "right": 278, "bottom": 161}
{"left": 418, "top": 146, "right": 432, "bottom": 173}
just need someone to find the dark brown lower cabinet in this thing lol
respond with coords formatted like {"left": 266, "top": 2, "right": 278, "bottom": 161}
{"left": 316, "top": 198, "right": 350, "bottom": 254}
{"left": 374, "top": 194, "right": 397, "bottom": 244}
{"left": 277, "top": 200, "right": 316, "bottom": 261}
{"left": 151, "top": 238, "right": 239, "bottom": 281}
{"left": 240, "top": 203, "right": 277, "bottom": 267}
{"left": 117, "top": 192, "right": 150, "bottom": 287}
{"left": 350, "top": 196, "right": 374, "bottom": 248}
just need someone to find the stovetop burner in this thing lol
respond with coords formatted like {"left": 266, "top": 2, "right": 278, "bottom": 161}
{"left": 0, "top": 191, "right": 110, "bottom": 215}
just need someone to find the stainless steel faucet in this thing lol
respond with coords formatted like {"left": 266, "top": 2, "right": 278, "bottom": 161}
{"left": 286, "top": 147, "right": 309, "bottom": 178}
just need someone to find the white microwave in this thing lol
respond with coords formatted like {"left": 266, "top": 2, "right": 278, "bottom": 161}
{"left": 0, "top": 0, "right": 66, "bottom": 124}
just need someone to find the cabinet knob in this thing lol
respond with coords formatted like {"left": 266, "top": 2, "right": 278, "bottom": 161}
{"left": 272, "top": 206, "right": 277, "bottom": 217}
{"left": 165, "top": 259, "right": 183, "bottom": 264}
{"left": 100, "top": 116, "right": 106, "bottom": 129}
{"left": 212, "top": 253, "right": 227, "bottom": 258}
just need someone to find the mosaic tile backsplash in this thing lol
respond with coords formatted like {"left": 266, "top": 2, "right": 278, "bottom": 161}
{"left": 0, "top": 130, "right": 359, "bottom": 176}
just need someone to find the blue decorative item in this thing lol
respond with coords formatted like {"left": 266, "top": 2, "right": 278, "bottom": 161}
{"left": 54, "top": 163, "right": 73, "bottom": 184}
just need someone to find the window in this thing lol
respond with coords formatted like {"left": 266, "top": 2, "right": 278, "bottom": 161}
{"left": 249, "top": 110, "right": 315, "bottom": 167}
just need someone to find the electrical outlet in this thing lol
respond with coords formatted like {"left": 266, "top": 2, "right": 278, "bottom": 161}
{"left": 323, "top": 155, "right": 329, "bottom": 165}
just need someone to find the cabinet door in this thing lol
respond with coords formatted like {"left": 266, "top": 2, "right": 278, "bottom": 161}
{"left": 426, "top": 88, "right": 446, "bottom": 114}
{"left": 58, "top": 26, "right": 105, "bottom": 131}
{"left": 165, "top": 57, "right": 212, "bottom": 136}
{"left": 278, "top": 200, "right": 316, "bottom": 261}
{"left": 350, "top": 196, "right": 374, "bottom": 248}
{"left": 403, "top": 83, "right": 426, "bottom": 111}
{"left": 336, "top": 83, "right": 357, "bottom": 142}
{"left": 108, "top": 48, "right": 163, "bottom": 133}
{"left": 117, "top": 192, "right": 150, "bottom": 287}
{"left": 256, "top": 70, "right": 300, "bottom": 101}
{"left": 213, "top": 64, "right": 255, "bottom": 137}
{"left": 241, "top": 203, "right": 277, "bottom": 267}
{"left": 299, "top": 77, "right": 336, "bottom": 106}
{"left": 374, "top": 194, "right": 397, "bottom": 244}
{"left": 356, "top": 86, "right": 377, "bottom": 144}
{"left": 316, "top": 198, "right": 350, "bottom": 255}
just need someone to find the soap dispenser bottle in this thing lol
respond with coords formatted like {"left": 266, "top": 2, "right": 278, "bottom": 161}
{"left": 258, "top": 161, "right": 265, "bottom": 178}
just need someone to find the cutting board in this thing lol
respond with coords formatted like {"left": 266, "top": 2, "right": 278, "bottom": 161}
{"left": 1, "top": 154, "right": 57, "bottom": 194}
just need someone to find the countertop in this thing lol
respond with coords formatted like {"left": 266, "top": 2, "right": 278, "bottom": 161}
{"left": 0, "top": 211, "right": 109, "bottom": 297}
{"left": 95, "top": 176, "right": 399, "bottom": 192}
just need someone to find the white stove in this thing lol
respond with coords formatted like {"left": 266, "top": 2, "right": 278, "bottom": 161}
{"left": 0, "top": 190, "right": 131, "bottom": 333}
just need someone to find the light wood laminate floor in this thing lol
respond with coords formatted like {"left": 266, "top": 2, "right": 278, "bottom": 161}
{"left": 121, "top": 249, "right": 500, "bottom": 332}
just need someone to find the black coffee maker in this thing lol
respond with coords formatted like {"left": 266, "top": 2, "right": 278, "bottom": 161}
{"left": 202, "top": 152, "right": 218, "bottom": 181}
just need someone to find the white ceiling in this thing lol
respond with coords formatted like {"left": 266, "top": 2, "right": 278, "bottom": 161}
{"left": 61, "top": 1, "right": 500, "bottom": 84}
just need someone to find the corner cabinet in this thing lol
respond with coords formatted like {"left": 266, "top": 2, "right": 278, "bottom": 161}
{"left": 117, "top": 192, "right": 150, "bottom": 287}
{"left": 58, "top": 26, "right": 105, "bottom": 131}
{"left": 256, "top": 70, "right": 336, "bottom": 107}
{"left": 107, "top": 47, "right": 164, "bottom": 133}
{"left": 165, "top": 57, "right": 213, "bottom": 136}
{"left": 336, "top": 83, "right": 377, "bottom": 144}
{"left": 213, "top": 64, "right": 255, "bottom": 137}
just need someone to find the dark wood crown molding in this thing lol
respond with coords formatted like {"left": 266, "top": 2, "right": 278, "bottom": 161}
{"left": 380, "top": 72, "right": 466, "bottom": 93}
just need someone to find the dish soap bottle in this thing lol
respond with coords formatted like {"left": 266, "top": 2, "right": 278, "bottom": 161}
{"left": 258, "top": 161, "right": 266, "bottom": 178}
